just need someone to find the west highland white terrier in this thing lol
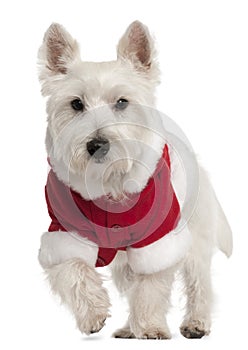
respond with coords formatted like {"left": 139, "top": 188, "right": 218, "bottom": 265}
{"left": 38, "top": 21, "right": 232, "bottom": 339}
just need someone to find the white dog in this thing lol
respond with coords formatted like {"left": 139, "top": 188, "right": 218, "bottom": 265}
{"left": 38, "top": 21, "right": 232, "bottom": 339}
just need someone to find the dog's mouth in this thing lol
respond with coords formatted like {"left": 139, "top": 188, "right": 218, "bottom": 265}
{"left": 92, "top": 156, "right": 107, "bottom": 164}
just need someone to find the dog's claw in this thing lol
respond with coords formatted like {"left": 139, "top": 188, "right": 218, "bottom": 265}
{"left": 77, "top": 314, "right": 110, "bottom": 335}
{"left": 89, "top": 318, "right": 106, "bottom": 334}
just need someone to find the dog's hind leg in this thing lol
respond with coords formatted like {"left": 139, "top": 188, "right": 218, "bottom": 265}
{"left": 180, "top": 250, "right": 212, "bottom": 338}
{"left": 180, "top": 167, "right": 216, "bottom": 338}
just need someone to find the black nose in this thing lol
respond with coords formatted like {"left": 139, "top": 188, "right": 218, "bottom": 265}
{"left": 86, "top": 138, "right": 110, "bottom": 159}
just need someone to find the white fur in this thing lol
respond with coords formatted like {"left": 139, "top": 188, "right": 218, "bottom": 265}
{"left": 38, "top": 21, "right": 232, "bottom": 339}
{"left": 169, "top": 144, "right": 187, "bottom": 207}
{"left": 39, "top": 23, "right": 164, "bottom": 201}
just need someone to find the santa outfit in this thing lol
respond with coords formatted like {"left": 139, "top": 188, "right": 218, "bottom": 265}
{"left": 40, "top": 145, "right": 191, "bottom": 274}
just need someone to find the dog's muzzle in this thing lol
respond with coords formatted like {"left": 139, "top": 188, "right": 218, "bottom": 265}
{"left": 86, "top": 138, "right": 110, "bottom": 160}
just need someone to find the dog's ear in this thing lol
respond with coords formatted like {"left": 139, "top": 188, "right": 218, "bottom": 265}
{"left": 40, "top": 23, "right": 80, "bottom": 74}
{"left": 38, "top": 23, "right": 80, "bottom": 91}
{"left": 117, "top": 21, "right": 157, "bottom": 72}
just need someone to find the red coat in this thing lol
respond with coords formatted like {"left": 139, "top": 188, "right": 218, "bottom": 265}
{"left": 45, "top": 145, "right": 180, "bottom": 267}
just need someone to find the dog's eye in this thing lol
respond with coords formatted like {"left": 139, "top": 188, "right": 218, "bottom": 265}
{"left": 71, "top": 99, "right": 84, "bottom": 111}
{"left": 115, "top": 98, "right": 129, "bottom": 110}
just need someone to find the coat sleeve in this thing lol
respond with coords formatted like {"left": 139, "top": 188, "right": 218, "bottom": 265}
{"left": 38, "top": 231, "right": 99, "bottom": 268}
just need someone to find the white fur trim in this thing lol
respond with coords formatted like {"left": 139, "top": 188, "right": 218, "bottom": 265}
{"left": 38, "top": 231, "right": 98, "bottom": 268}
{"left": 126, "top": 224, "right": 192, "bottom": 274}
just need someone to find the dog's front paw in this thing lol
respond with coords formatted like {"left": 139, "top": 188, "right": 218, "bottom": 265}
{"left": 76, "top": 286, "right": 111, "bottom": 335}
{"left": 132, "top": 326, "right": 171, "bottom": 340}
{"left": 77, "top": 311, "right": 110, "bottom": 335}
{"left": 113, "top": 326, "right": 135, "bottom": 338}
{"left": 180, "top": 320, "right": 210, "bottom": 339}
{"left": 53, "top": 258, "right": 112, "bottom": 336}
{"left": 139, "top": 327, "right": 171, "bottom": 340}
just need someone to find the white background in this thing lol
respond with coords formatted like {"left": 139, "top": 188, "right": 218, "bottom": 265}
{"left": 1, "top": 0, "right": 248, "bottom": 349}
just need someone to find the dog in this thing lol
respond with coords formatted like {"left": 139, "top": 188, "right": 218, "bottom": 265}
{"left": 38, "top": 21, "right": 233, "bottom": 339}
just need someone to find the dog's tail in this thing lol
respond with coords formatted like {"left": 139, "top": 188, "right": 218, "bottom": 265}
{"left": 216, "top": 199, "right": 233, "bottom": 257}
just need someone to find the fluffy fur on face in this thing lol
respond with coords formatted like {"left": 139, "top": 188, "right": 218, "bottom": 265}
{"left": 39, "top": 22, "right": 163, "bottom": 200}
{"left": 38, "top": 21, "right": 233, "bottom": 340}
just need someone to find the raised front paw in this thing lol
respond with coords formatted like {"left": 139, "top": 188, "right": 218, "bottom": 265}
{"left": 77, "top": 310, "right": 110, "bottom": 335}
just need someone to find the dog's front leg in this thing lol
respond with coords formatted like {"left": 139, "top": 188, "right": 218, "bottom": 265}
{"left": 127, "top": 266, "right": 176, "bottom": 339}
{"left": 38, "top": 231, "right": 110, "bottom": 334}
{"left": 45, "top": 258, "right": 111, "bottom": 334}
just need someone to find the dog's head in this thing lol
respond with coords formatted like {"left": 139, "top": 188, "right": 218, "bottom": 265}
{"left": 38, "top": 21, "right": 166, "bottom": 199}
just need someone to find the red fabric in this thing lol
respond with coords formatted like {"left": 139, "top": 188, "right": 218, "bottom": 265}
{"left": 45, "top": 145, "right": 180, "bottom": 267}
